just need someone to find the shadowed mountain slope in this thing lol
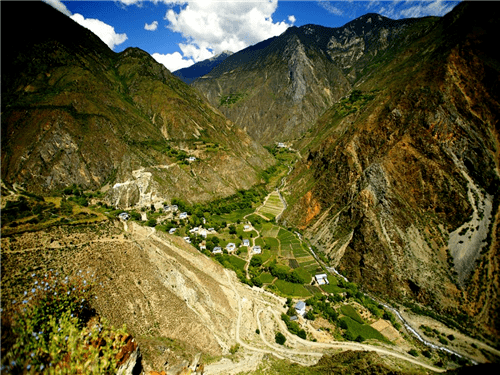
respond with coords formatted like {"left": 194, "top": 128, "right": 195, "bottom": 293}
{"left": 193, "top": 13, "right": 437, "bottom": 145}
{"left": 282, "top": 1, "right": 500, "bottom": 342}
{"left": 1, "top": 2, "right": 274, "bottom": 208}
{"left": 172, "top": 51, "right": 233, "bottom": 84}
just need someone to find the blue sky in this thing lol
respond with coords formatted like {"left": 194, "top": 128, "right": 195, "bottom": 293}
{"left": 44, "top": 1, "right": 461, "bottom": 71}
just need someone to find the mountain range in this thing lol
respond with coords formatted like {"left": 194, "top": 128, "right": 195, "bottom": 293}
{"left": 1, "top": 0, "right": 499, "bottom": 371}
{"left": 1, "top": 2, "right": 273, "bottom": 208}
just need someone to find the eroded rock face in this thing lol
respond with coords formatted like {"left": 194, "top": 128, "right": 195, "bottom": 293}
{"left": 283, "top": 2, "right": 500, "bottom": 337}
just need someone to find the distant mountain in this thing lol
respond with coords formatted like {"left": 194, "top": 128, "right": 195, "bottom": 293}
{"left": 282, "top": 1, "right": 500, "bottom": 339}
{"left": 173, "top": 51, "right": 233, "bottom": 84}
{"left": 193, "top": 14, "right": 433, "bottom": 145}
{"left": 0, "top": 2, "right": 273, "bottom": 207}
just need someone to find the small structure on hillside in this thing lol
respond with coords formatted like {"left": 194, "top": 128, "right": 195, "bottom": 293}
{"left": 315, "top": 274, "right": 329, "bottom": 285}
{"left": 179, "top": 212, "right": 188, "bottom": 219}
{"left": 199, "top": 229, "right": 208, "bottom": 238}
{"left": 252, "top": 245, "right": 262, "bottom": 254}
{"left": 169, "top": 228, "right": 177, "bottom": 234}
{"left": 242, "top": 239, "right": 250, "bottom": 247}
{"left": 277, "top": 142, "right": 286, "bottom": 148}
{"left": 212, "top": 247, "right": 222, "bottom": 254}
{"left": 183, "top": 237, "right": 191, "bottom": 243}
{"left": 199, "top": 244, "right": 206, "bottom": 251}
{"left": 118, "top": 212, "right": 130, "bottom": 221}
{"left": 226, "top": 243, "right": 236, "bottom": 252}
{"left": 188, "top": 156, "right": 196, "bottom": 162}
{"left": 295, "top": 301, "right": 306, "bottom": 316}
{"left": 171, "top": 205, "right": 179, "bottom": 212}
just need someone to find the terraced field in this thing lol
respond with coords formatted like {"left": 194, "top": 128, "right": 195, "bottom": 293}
{"left": 257, "top": 191, "right": 284, "bottom": 219}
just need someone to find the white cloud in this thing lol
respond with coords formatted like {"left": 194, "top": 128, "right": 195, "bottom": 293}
{"left": 42, "top": 0, "right": 72, "bottom": 17}
{"left": 317, "top": 1, "right": 344, "bottom": 16}
{"left": 375, "top": 0, "right": 458, "bottom": 19}
{"left": 288, "top": 15, "right": 296, "bottom": 24}
{"left": 161, "top": 0, "right": 293, "bottom": 64}
{"left": 145, "top": 20, "right": 159, "bottom": 31}
{"left": 70, "top": 13, "right": 128, "bottom": 50}
{"left": 152, "top": 52, "right": 194, "bottom": 72}
{"left": 398, "top": 0, "right": 457, "bottom": 18}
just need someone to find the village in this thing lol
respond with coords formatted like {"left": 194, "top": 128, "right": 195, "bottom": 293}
{"left": 115, "top": 179, "right": 406, "bottom": 349}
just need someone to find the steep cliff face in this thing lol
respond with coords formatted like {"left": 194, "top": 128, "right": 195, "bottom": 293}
{"left": 1, "top": 2, "right": 274, "bottom": 208}
{"left": 283, "top": 2, "right": 500, "bottom": 339}
{"left": 193, "top": 14, "right": 435, "bottom": 145}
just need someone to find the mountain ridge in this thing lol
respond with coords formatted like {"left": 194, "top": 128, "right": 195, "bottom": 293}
{"left": 172, "top": 50, "right": 233, "bottom": 84}
{"left": 193, "top": 11, "right": 438, "bottom": 144}
{"left": 1, "top": 1, "right": 274, "bottom": 208}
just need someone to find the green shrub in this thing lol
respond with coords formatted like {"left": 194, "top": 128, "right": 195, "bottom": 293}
{"left": 408, "top": 349, "right": 419, "bottom": 357}
{"left": 229, "top": 343, "right": 240, "bottom": 355}
{"left": 275, "top": 332, "right": 286, "bottom": 345}
{"left": 1, "top": 272, "right": 128, "bottom": 373}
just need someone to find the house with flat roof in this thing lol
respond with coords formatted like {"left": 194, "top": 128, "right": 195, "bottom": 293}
{"left": 295, "top": 301, "right": 306, "bottom": 316}
{"left": 226, "top": 243, "right": 236, "bottom": 252}
{"left": 252, "top": 246, "right": 261, "bottom": 254}
{"left": 169, "top": 228, "right": 177, "bottom": 234}
{"left": 315, "top": 274, "right": 329, "bottom": 285}
{"left": 242, "top": 239, "right": 250, "bottom": 247}
{"left": 212, "top": 247, "right": 222, "bottom": 254}
{"left": 118, "top": 212, "right": 130, "bottom": 221}
{"left": 179, "top": 212, "right": 188, "bottom": 219}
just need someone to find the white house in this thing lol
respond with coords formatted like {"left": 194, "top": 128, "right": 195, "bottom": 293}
{"left": 199, "top": 229, "right": 208, "bottom": 238}
{"left": 199, "top": 244, "right": 206, "bottom": 251}
{"left": 163, "top": 205, "right": 171, "bottom": 211}
{"left": 295, "top": 301, "right": 306, "bottom": 316}
{"left": 171, "top": 205, "right": 179, "bottom": 212}
{"left": 169, "top": 228, "right": 177, "bottom": 234}
{"left": 315, "top": 274, "right": 329, "bottom": 285}
{"left": 189, "top": 227, "right": 199, "bottom": 233}
{"left": 208, "top": 228, "right": 215, "bottom": 232}
{"left": 212, "top": 247, "right": 222, "bottom": 254}
{"left": 252, "top": 246, "right": 262, "bottom": 254}
{"left": 226, "top": 243, "right": 236, "bottom": 252}
{"left": 243, "top": 225, "right": 251, "bottom": 231}
{"left": 187, "top": 156, "right": 196, "bottom": 162}
{"left": 179, "top": 212, "right": 188, "bottom": 219}
{"left": 277, "top": 142, "right": 286, "bottom": 148}
{"left": 242, "top": 239, "right": 250, "bottom": 247}
{"left": 183, "top": 237, "right": 191, "bottom": 243}
{"left": 118, "top": 212, "right": 130, "bottom": 221}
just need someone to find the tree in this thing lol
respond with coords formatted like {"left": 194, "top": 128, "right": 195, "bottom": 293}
{"left": 305, "top": 310, "right": 315, "bottom": 321}
{"left": 250, "top": 255, "right": 263, "bottom": 268}
{"left": 275, "top": 332, "right": 286, "bottom": 345}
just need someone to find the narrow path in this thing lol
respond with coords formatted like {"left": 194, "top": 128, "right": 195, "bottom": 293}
{"left": 224, "top": 269, "right": 446, "bottom": 372}
{"left": 265, "top": 309, "right": 445, "bottom": 373}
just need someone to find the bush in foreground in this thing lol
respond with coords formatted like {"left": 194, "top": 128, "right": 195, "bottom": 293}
{"left": 1, "top": 271, "right": 129, "bottom": 374}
